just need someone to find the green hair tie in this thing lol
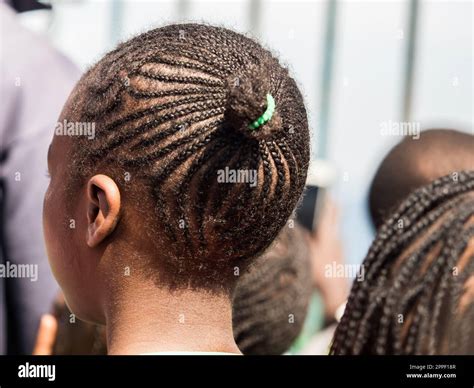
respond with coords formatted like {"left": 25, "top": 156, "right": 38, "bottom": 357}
{"left": 248, "top": 93, "right": 275, "bottom": 130}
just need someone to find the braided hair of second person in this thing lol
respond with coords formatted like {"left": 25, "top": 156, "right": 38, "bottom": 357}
{"left": 331, "top": 170, "right": 474, "bottom": 355}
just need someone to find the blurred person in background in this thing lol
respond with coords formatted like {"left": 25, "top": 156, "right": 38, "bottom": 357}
{"left": 297, "top": 196, "right": 349, "bottom": 354}
{"left": 232, "top": 223, "right": 313, "bottom": 355}
{"left": 306, "top": 197, "right": 347, "bottom": 323}
{"left": 0, "top": 0, "right": 80, "bottom": 353}
{"left": 369, "top": 129, "right": 474, "bottom": 230}
{"left": 32, "top": 293, "right": 107, "bottom": 356}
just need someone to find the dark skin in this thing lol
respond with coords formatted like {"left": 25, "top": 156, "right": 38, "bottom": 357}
{"left": 43, "top": 133, "right": 241, "bottom": 355}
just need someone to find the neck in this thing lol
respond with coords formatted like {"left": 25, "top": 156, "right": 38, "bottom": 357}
{"left": 104, "top": 279, "right": 241, "bottom": 355}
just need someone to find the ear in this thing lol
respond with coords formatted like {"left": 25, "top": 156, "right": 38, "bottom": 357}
{"left": 86, "top": 174, "right": 121, "bottom": 248}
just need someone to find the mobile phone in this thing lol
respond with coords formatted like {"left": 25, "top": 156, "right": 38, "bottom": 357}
{"left": 297, "top": 185, "right": 319, "bottom": 232}
{"left": 296, "top": 160, "right": 336, "bottom": 232}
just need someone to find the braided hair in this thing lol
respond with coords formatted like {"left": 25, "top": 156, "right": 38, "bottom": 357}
{"left": 331, "top": 170, "right": 474, "bottom": 355}
{"left": 59, "top": 24, "right": 310, "bottom": 291}
{"left": 232, "top": 224, "right": 312, "bottom": 355}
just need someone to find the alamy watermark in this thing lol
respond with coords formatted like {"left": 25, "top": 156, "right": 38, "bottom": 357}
{"left": 55, "top": 119, "right": 96, "bottom": 140}
{"left": 325, "top": 261, "right": 365, "bottom": 282}
{"left": 0, "top": 261, "right": 38, "bottom": 282}
{"left": 380, "top": 120, "right": 420, "bottom": 139}
{"left": 18, "top": 363, "right": 55, "bottom": 382}
{"left": 217, "top": 167, "right": 257, "bottom": 187}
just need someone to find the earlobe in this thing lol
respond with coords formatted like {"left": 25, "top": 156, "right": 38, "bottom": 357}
{"left": 86, "top": 175, "right": 121, "bottom": 248}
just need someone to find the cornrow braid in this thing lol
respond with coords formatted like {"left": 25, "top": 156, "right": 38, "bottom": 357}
{"left": 331, "top": 170, "right": 474, "bottom": 355}
{"left": 61, "top": 24, "right": 310, "bottom": 290}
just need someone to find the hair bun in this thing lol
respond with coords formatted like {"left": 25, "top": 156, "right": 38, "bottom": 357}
{"left": 225, "top": 63, "right": 282, "bottom": 140}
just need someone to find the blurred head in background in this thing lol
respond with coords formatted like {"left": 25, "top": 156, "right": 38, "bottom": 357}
{"left": 233, "top": 224, "right": 312, "bottom": 355}
{"left": 369, "top": 129, "right": 474, "bottom": 230}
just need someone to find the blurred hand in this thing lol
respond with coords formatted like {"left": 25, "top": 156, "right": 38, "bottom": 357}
{"left": 305, "top": 196, "right": 348, "bottom": 320}
{"left": 32, "top": 314, "right": 58, "bottom": 355}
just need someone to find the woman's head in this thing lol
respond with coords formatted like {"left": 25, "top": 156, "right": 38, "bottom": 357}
{"left": 331, "top": 170, "right": 474, "bottom": 355}
{"left": 43, "top": 24, "right": 310, "bottom": 323}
